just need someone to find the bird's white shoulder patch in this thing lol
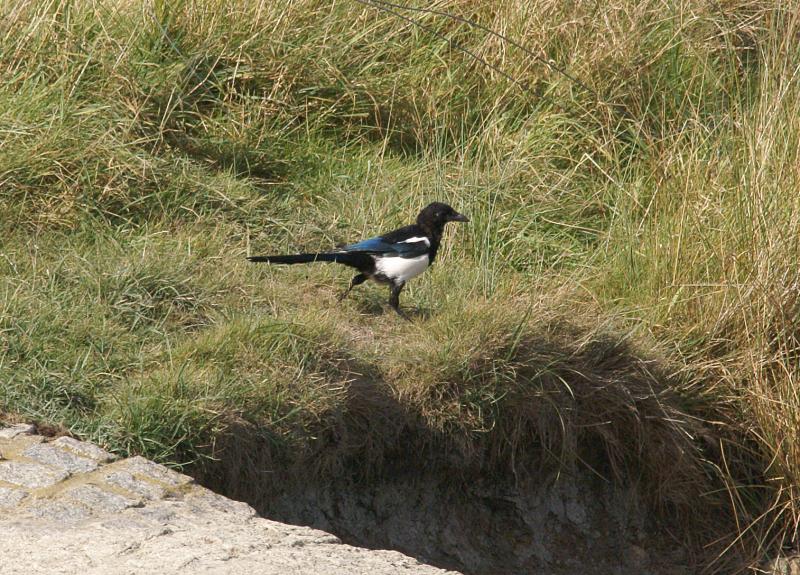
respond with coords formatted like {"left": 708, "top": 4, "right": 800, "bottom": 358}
{"left": 399, "top": 236, "right": 430, "bottom": 246}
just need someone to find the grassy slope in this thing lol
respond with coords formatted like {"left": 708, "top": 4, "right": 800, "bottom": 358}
{"left": 2, "top": 0, "right": 799, "bottom": 563}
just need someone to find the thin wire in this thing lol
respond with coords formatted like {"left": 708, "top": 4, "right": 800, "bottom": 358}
{"left": 353, "top": 0, "right": 644, "bottom": 131}
{"left": 350, "top": 0, "right": 531, "bottom": 93}
{"left": 362, "top": 0, "right": 599, "bottom": 100}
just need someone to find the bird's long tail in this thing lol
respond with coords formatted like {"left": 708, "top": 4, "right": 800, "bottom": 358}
{"left": 247, "top": 252, "right": 368, "bottom": 268}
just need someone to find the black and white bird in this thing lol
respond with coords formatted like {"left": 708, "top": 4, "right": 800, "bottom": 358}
{"left": 247, "top": 202, "right": 468, "bottom": 316}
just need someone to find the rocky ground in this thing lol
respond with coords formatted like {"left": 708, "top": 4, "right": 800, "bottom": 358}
{"left": 0, "top": 423, "right": 458, "bottom": 575}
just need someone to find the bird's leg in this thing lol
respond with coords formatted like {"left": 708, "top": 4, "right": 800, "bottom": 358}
{"left": 388, "top": 282, "right": 409, "bottom": 319}
{"left": 338, "top": 273, "right": 368, "bottom": 301}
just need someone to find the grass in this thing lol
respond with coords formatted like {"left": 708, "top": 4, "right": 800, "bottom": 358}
{"left": 2, "top": 0, "right": 799, "bottom": 568}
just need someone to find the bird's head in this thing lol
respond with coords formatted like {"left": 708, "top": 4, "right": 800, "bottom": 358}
{"left": 416, "top": 202, "right": 469, "bottom": 231}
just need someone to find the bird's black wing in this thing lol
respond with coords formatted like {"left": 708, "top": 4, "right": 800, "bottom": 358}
{"left": 342, "top": 225, "right": 429, "bottom": 259}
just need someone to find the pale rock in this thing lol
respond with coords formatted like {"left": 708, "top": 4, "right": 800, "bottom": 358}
{"left": 114, "top": 456, "right": 193, "bottom": 487}
{"left": 104, "top": 470, "right": 167, "bottom": 501}
{"left": 23, "top": 443, "right": 98, "bottom": 474}
{"left": 0, "top": 424, "right": 36, "bottom": 440}
{"left": 62, "top": 484, "right": 143, "bottom": 513}
{"left": 53, "top": 436, "right": 117, "bottom": 463}
{"left": 0, "top": 486, "right": 28, "bottom": 508}
{"left": 0, "top": 460, "right": 69, "bottom": 489}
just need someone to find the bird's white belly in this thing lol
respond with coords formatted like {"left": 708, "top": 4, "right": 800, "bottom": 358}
{"left": 375, "top": 254, "right": 430, "bottom": 283}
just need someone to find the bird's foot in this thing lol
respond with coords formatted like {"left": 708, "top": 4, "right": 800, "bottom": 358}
{"left": 392, "top": 307, "right": 412, "bottom": 321}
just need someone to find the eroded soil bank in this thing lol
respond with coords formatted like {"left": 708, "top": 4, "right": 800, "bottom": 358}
{"left": 203, "top": 461, "right": 707, "bottom": 575}
{"left": 264, "top": 470, "right": 690, "bottom": 575}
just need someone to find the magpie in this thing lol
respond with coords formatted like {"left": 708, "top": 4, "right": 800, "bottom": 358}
{"left": 247, "top": 202, "right": 468, "bottom": 316}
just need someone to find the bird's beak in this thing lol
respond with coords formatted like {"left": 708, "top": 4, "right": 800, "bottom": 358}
{"left": 450, "top": 212, "right": 469, "bottom": 223}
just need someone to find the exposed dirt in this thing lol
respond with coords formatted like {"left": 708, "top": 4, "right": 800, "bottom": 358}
{"left": 209, "top": 463, "right": 698, "bottom": 575}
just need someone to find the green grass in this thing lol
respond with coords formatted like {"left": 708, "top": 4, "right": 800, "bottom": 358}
{"left": 2, "top": 0, "right": 799, "bottom": 567}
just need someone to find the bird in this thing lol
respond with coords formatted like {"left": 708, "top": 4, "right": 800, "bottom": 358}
{"left": 247, "top": 202, "right": 469, "bottom": 316}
